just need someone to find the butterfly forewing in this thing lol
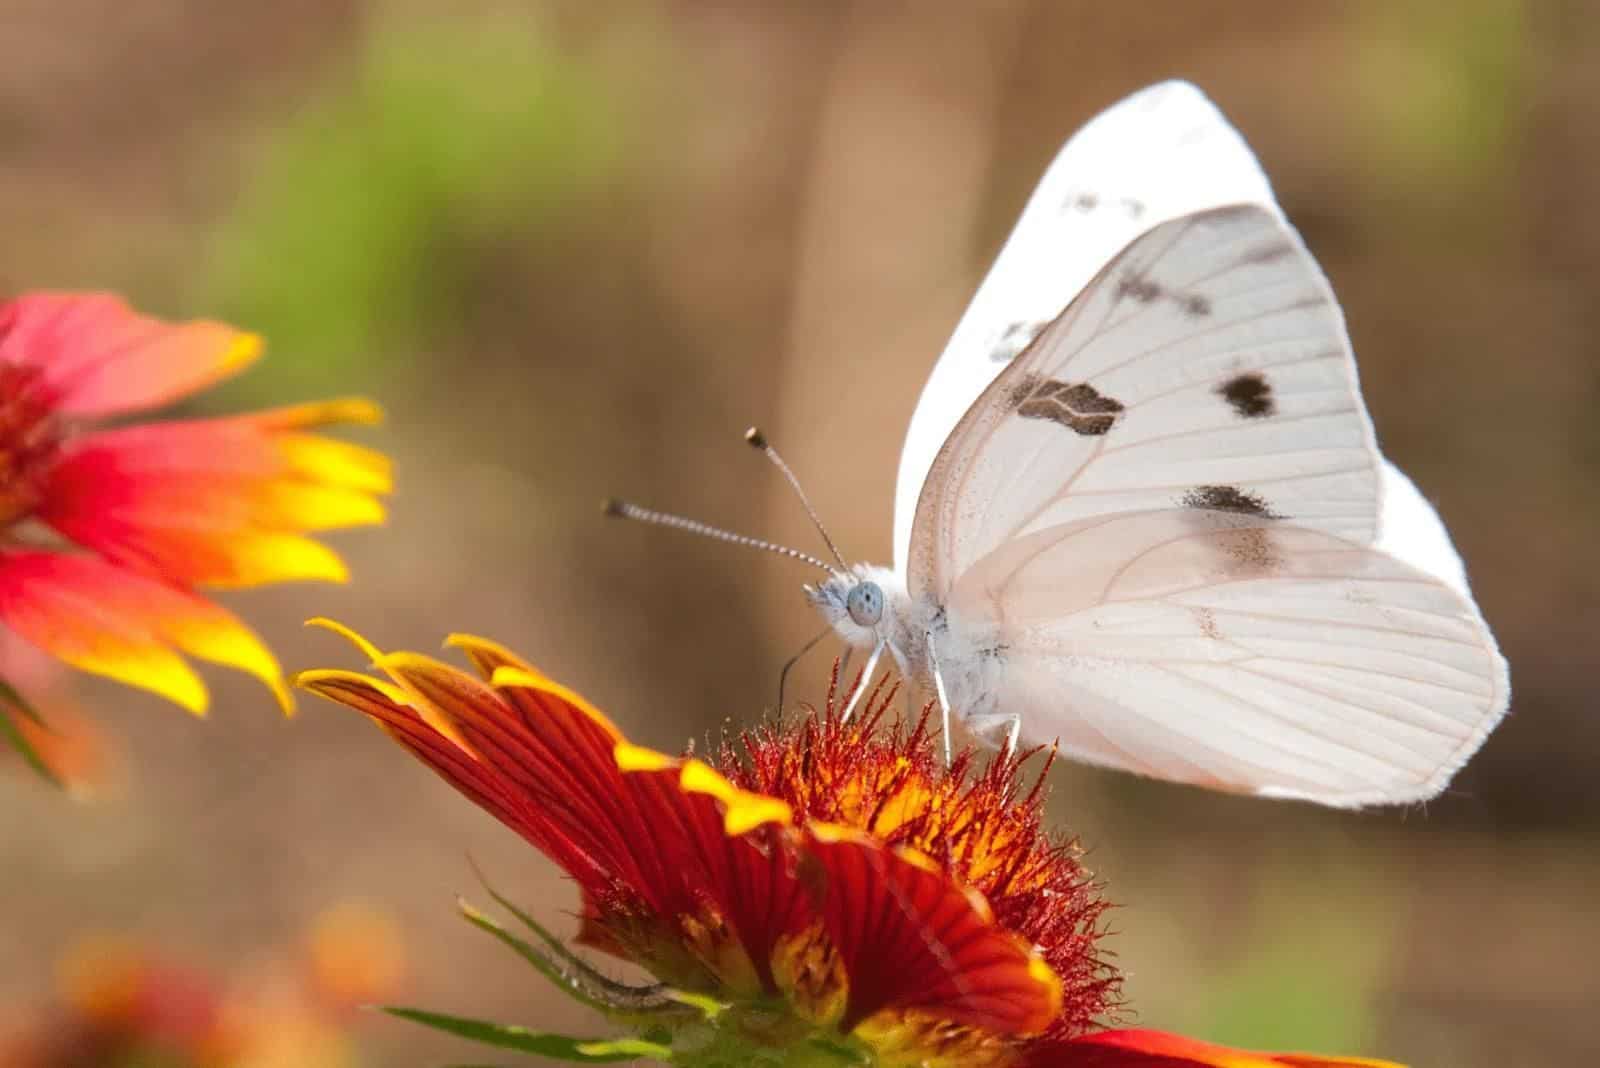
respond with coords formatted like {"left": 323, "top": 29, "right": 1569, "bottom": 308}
{"left": 893, "top": 81, "right": 1280, "bottom": 572}
{"left": 940, "top": 509, "right": 1507, "bottom": 805}
{"left": 909, "top": 204, "right": 1380, "bottom": 599}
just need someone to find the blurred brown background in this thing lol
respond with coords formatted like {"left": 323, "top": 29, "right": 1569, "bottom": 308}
{"left": 1, "top": 1, "right": 1596, "bottom": 1065}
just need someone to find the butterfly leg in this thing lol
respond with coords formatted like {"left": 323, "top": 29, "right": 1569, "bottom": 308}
{"left": 963, "top": 711, "right": 1022, "bottom": 761}
{"left": 1002, "top": 714, "right": 1021, "bottom": 762}
{"left": 924, "top": 633, "right": 954, "bottom": 767}
{"left": 838, "top": 641, "right": 883, "bottom": 725}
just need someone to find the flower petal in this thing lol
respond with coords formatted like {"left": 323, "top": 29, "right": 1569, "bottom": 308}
{"left": 293, "top": 668, "right": 545, "bottom": 854}
{"left": 37, "top": 414, "right": 388, "bottom": 588}
{"left": 804, "top": 823, "right": 1062, "bottom": 1036}
{"left": 245, "top": 397, "right": 384, "bottom": 431}
{"left": 301, "top": 627, "right": 821, "bottom": 996}
{"left": 1050, "top": 1030, "right": 1405, "bottom": 1068}
{"left": 0, "top": 551, "right": 290, "bottom": 713}
{"left": 277, "top": 434, "right": 393, "bottom": 494}
{"left": 298, "top": 630, "right": 669, "bottom": 920}
{"left": 0, "top": 292, "right": 260, "bottom": 416}
{"left": 614, "top": 749, "right": 812, "bottom": 995}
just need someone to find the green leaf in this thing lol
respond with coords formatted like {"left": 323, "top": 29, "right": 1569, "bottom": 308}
{"left": 0, "top": 696, "right": 61, "bottom": 787}
{"left": 381, "top": 1006, "right": 670, "bottom": 1062}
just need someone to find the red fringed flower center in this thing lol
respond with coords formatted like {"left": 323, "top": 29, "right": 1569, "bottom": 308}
{"left": 0, "top": 362, "right": 61, "bottom": 527}
{"left": 717, "top": 676, "right": 1119, "bottom": 1040}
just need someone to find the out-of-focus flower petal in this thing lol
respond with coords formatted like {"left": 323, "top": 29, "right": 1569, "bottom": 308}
{"left": 244, "top": 397, "right": 385, "bottom": 431}
{"left": 0, "top": 551, "right": 290, "bottom": 713}
{"left": 805, "top": 822, "right": 1062, "bottom": 1036}
{"left": 0, "top": 292, "right": 260, "bottom": 416}
{"left": 1046, "top": 1030, "right": 1405, "bottom": 1068}
{"left": 306, "top": 902, "right": 408, "bottom": 1013}
{"left": 276, "top": 434, "right": 393, "bottom": 494}
{"left": 37, "top": 411, "right": 387, "bottom": 589}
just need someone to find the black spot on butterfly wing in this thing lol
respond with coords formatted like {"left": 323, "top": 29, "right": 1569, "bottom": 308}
{"left": 1180, "top": 487, "right": 1284, "bottom": 574}
{"left": 1008, "top": 374, "right": 1125, "bottom": 436}
{"left": 1216, "top": 372, "right": 1275, "bottom": 418}
{"left": 1116, "top": 273, "right": 1163, "bottom": 303}
{"left": 988, "top": 319, "right": 1049, "bottom": 363}
{"left": 1181, "top": 484, "right": 1281, "bottom": 519}
{"left": 1214, "top": 525, "right": 1281, "bottom": 575}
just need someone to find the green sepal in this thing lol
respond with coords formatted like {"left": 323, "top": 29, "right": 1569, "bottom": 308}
{"left": 382, "top": 1006, "right": 672, "bottom": 1062}
{"left": 661, "top": 989, "right": 727, "bottom": 1021}
{"left": 457, "top": 897, "right": 686, "bottom": 1021}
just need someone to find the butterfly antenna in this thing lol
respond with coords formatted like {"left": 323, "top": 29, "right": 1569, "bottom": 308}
{"left": 744, "top": 427, "right": 848, "bottom": 569}
{"left": 603, "top": 498, "right": 835, "bottom": 573}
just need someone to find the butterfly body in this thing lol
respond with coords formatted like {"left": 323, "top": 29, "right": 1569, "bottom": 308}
{"left": 806, "top": 82, "right": 1508, "bottom": 807}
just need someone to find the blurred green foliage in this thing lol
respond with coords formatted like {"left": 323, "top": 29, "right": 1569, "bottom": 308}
{"left": 1354, "top": 0, "right": 1527, "bottom": 225}
{"left": 1178, "top": 862, "right": 1393, "bottom": 1055}
{"left": 202, "top": 9, "right": 620, "bottom": 400}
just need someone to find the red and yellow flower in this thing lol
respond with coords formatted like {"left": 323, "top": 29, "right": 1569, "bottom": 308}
{"left": 0, "top": 291, "right": 390, "bottom": 735}
{"left": 297, "top": 623, "right": 1402, "bottom": 1068}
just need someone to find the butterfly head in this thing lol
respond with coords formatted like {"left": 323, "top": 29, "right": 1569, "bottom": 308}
{"left": 806, "top": 564, "right": 907, "bottom": 652}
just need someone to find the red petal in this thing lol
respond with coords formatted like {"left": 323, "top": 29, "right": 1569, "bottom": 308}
{"left": 804, "top": 826, "right": 1061, "bottom": 1035}
{"left": 0, "top": 292, "right": 259, "bottom": 416}
{"left": 618, "top": 758, "right": 812, "bottom": 993}
{"left": 1037, "top": 1030, "right": 1405, "bottom": 1068}
{"left": 291, "top": 668, "right": 588, "bottom": 873}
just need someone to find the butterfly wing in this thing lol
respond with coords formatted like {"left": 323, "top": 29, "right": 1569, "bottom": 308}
{"left": 910, "top": 204, "right": 1392, "bottom": 596}
{"left": 893, "top": 81, "right": 1278, "bottom": 572}
{"left": 906, "top": 208, "right": 1507, "bottom": 803}
{"left": 944, "top": 509, "right": 1507, "bottom": 806}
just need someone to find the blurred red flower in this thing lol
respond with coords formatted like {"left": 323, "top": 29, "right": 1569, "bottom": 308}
{"left": 0, "top": 292, "right": 389, "bottom": 743}
{"left": 0, "top": 904, "right": 405, "bottom": 1068}
{"left": 298, "top": 623, "right": 1401, "bottom": 1068}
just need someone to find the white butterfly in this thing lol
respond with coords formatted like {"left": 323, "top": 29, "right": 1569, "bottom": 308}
{"left": 801, "top": 80, "right": 1509, "bottom": 808}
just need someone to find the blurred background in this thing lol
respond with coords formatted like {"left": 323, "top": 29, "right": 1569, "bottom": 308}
{"left": 1, "top": 1, "right": 1595, "bottom": 1065}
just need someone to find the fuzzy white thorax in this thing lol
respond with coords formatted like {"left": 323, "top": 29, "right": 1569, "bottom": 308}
{"left": 806, "top": 564, "right": 1015, "bottom": 748}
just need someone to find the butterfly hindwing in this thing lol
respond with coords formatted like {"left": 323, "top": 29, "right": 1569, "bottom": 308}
{"left": 941, "top": 509, "right": 1507, "bottom": 806}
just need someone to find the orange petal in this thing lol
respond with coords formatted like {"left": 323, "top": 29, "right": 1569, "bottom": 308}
{"left": 245, "top": 397, "right": 384, "bottom": 431}
{"left": 0, "top": 551, "right": 290, "bottom": 714}
{"left": 0, "top": 292, "right": 260, "bottom": 416}
{"left": 39, "top": 421, "right": 381, "bottom": 588}
{"left": 1055, "top": 1030, "right": 1405, "bottom": 1068}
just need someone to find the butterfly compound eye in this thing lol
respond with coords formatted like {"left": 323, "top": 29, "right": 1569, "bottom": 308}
{"left": 846, "top": 581, "right": 884, "bottom": 627}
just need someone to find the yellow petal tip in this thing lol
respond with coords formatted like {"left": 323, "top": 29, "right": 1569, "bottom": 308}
{"left": 614, "top": 743, "right": 678, "bottom": 773}
{"left": 488, "top": 665, "right": 545, "bottom": 690}
{"left": 304, "top": 618, "right": 384, "bottom": 664}
{"left": 678, "top": 759, "right": 793, "bottom": 834}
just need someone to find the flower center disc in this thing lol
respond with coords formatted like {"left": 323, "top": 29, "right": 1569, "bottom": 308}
{"left": 0, "top": 363, "right": 61, "bottom": 528}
